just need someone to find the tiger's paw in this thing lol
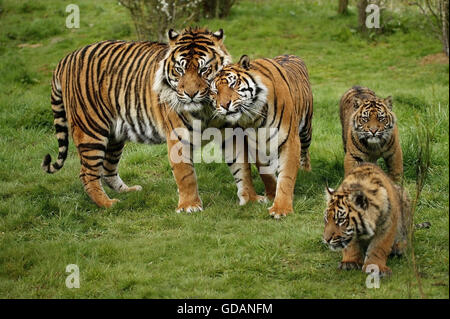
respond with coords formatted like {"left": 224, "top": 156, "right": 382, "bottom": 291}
{"left": 239, "top": 194, "right": 268, "bottom": 206}
{"left": 300, "top": 162, "right": 311, "bottom": 172}
{"left": 101, "top": 198, "right": 120, "bottom": 208}
{"left": 176, "top": 203, "right": 203, "bottom": 214}
{"left": 122, "top": 185, "right": 143, "bottom": 193}
{"left": 390, "top": 241, "right": 407, "bottom": 257}
{"left": 254, "top": 195, "right": 269, "bottom": 204}
{"left": 268, "top": 205, "right": 293, "bottom": 219}
{"left": 300, "top": 154, "right": 311, "bottom": 172}
{"left": 363, "top": 263, "right": 392, "bottom": 277}
{"left": 339, "top": 261, "right": 363, "bottom": 270}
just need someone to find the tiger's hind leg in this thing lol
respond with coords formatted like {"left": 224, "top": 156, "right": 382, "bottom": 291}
{"left": 102, "top": 139, "right": 142, "bottom": 193}
{"left": 229, "top": 162, "right": 267, "bottom": 206}
{"left": 299, "top": 120, "right": 312, "bottom": 172}
{"left": 255, "top": 158, "right": 277, "bottom": 201}
{"left": 268, "top": 136, "right": 300, "bottom": 218}
{"left": 390, "top": 240, "right": 407, "bottom": 257}
{"left": 74, "top": 129, "right": 118, "bottom": 208}
{"left": 300, "top": 148, "right": 311, "bottom": 172}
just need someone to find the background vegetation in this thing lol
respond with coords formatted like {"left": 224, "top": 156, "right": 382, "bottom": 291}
{"left": 118, "top": 0, "right": 236, "bottom": 41}
{"left": 0, "top": 0, "right": 448, "bottom": 298}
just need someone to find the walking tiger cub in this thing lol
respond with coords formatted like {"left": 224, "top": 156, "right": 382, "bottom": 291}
{"left": 209, "top": 54, "right": 313, "bottom": 218}
{"left": 323, "top": 163, "right": 411, "bottom": 276}
{"left": 339, "top": 86, "right": 403, "bottom": 183}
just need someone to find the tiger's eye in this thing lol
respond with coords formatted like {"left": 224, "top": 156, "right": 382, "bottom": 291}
{"left": 200, "top": 66, "right": 210, "bottom": 74}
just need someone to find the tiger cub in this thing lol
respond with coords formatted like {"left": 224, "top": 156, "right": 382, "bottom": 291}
{"left": 323, "top": 163, "right": 411, "bottom": 276}
{"left": 209, "top": 55, "right": 313, "bottom": 218}
{"left": 340, "top": 86, "right": 403, "bottom": 183}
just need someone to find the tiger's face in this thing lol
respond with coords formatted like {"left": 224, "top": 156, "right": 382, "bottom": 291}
{"left": 352, "top": 97, "right": 395, "bottom": 146}
{"left": 323, "top": 188, "right": 356, "bottom": 251}
{"left": 154, "top": 28, "right": 231, "bottom": 112}
{"left": 323, "top": 185, "right": 375, "bottom": 251}
{"left": 210, "top": 55, "right": 267, "bottom": 125}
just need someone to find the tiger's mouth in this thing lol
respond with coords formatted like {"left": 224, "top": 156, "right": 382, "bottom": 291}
{"left": 224, "top": 111, "right": 242, "bottom": 124}
{"left": 226, "top": 108, "right": 240, "bottom": 115}
{"left": 367, "top": 136, "right": 381, "bottom": 144}
{"left": 180, "top": 101, "right": 204, "bottom": 112}
{"left": 217, "top": 103, "right": 243, "bottom": 123}
{"left": 177, "top": 94, "right": 207, "bottom": 112}
{"left": 358, "top": 131, "right": 387, "bottom": 145}
{"left": 158, "top": 86, "right": 206, "bottom": 113}
{"left": 326, "top": 237, "right": 352, "bottom": 251}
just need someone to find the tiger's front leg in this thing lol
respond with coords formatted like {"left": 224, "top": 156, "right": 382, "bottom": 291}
{"left": 256, "top": 157, "right": 277, "bottom": 201}
{"left": 363, "top": 226, "right": 397, "bottom": 277}
{"left": 384, "top": 146, "right": 404, "bottom": 184}
{"left": 226, "top": 135, "right": 266, "bottom": 205}
{"left": 166, "top": 136, "right": 202, "bottom": 213}
{"left": 343, "top": 151, "right": 364, "bottom": 177}
{"left": 339, "top": 240, "right": 364, "bottom": 270}
{"left": 228, "top": 162, "right": 267, "bottom": 205}
{"left": 269, "top": 136, "right": 300, "bottom": 219}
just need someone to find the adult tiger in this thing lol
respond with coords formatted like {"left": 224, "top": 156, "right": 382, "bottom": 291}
{"left": 340, "top": 86, "right": 403, "bottom": 183}
{"left": 41, "top": 27, "right": 231, "bottom": 210}
{"left": 323, "top": 163, "right": 411, "bottom": 276}
{"left": 209, "top": 54, "right": 313, "bottom": 218}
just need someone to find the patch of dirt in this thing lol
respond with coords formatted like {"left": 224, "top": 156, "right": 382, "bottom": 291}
{"left": 38, "top": 64, "right": 52, "bottom": 74}
{"left": 50, "top": 37, "right": 64, "bottom": 45}
{"left": 17, "top": 43, "right": 42, "bottom": 49}
{"left": 420, "top": 52, "right": 449, "bottom": 65}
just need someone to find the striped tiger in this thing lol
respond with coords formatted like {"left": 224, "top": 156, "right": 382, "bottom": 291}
{"left": 41, "top": 27, "right": 232, "bottom": 210}
{"left": 340, "top": 86, "right": 403, "bottom": 183}
{"left": 209, "top": 54, "right": 313, "bottom": 218}
{"left": 323, "top": 163, "right": 411, "bottom": 276}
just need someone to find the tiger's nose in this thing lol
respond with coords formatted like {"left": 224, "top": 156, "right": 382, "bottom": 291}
{"left": 324, "top": 233, "right": 335, "bottom": 243}
{"left": 220, "top": 101, "right": 231, "bottom": 110}
{"left": 369, "top": 128, "right": 378, "bottom": 135}
{"left": 184, "top": 91, "right": 198, "bottom": 99}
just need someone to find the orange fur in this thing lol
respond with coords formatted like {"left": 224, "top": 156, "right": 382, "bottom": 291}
{"left": 323, "top": 163, "right": 411, "bottom": 276}
{"left": 340, "top": 86, "right": 403, "bottom": 183}
{"left": 210, "top": 55, "right": 313, "bottom": 218}
{"left": 42, "top": 28, "right": 231, "bottom": 210}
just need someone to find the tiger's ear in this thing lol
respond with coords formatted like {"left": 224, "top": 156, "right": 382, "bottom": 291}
{"left": 350, "top": 190, "right": 368, "bottom": 210}
{"left": 383, "top": 96, "right": 393, "bottom": 110}
{"left": 353, "top": 98, "right": 364, "bottom": 110}
{"left": 212, "top": 29, "right": 224, "bottom": 41}
{"left": 325, "top": 186, "right": 334, "bottom": 202}
{"left": 239, "top": 55, "right": 251, "bottom": 70}
{"left": 168, "top": 29, "right": 179, "bottom": 44}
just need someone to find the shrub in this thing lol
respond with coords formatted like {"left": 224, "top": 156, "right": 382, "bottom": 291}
{"left": 118, "top": 0, "right": 237, "bottom": 41}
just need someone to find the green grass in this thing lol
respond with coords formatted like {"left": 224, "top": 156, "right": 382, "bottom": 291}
{"left": 0, "top": 0, "right": 448, "bottom": 298}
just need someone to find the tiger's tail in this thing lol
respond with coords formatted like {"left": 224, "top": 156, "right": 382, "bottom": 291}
{"left": 41, "top": 74, "right": 69, "bottom": 174}
{"left": 415, "top": 222, "right": 431, "bottom": 230}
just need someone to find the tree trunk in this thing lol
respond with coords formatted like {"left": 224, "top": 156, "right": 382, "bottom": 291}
{"left": 203, "top": 0, "right": 218, "bottom": 18}
{"left": 202, "top": 0, "right": 235, "bottom": 19}
{"left": 338, "top": 0, "right": 349, "bottom": 15}
{"left": 357, "top": 0, "right": 369, "bottom": 33}
{"left": 442, "top": 0, "right": 449, "bottom": 56}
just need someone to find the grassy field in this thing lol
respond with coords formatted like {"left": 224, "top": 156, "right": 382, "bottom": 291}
{"left": 0, "top": 0, "right": 448, "bottom": 298}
